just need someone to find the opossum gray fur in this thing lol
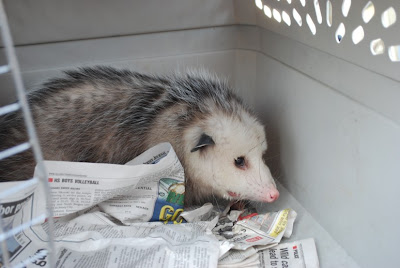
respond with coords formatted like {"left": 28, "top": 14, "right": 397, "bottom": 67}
{"left": 0, "top": 66, "right": 279, "bottom": 206}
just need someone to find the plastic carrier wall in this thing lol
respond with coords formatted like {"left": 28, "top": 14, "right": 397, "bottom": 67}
{"left": 0, "top": 1, "right": 399, "bottom": 267}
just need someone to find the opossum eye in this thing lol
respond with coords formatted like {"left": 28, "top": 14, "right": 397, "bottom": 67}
{"left": 234, "top": 157, "right": 246, "bottom": 169}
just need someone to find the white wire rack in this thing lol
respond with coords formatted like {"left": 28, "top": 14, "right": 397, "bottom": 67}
{"left": 0, "top": 0, "right": 55, "bottom": 267}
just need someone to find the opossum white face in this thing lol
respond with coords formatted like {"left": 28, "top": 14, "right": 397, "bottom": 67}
{"left": 185, "top": 112, "right": 279, "bottom": 203}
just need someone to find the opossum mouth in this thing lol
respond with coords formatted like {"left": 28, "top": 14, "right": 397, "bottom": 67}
{"left": 227, "top": 191, "right": 241, "bottom": 198}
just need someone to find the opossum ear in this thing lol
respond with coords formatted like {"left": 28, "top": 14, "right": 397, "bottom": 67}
{"left": 191, "top": 133, "right": 215, "bottom": 153}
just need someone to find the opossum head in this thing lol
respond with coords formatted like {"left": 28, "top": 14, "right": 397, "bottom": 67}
{"left": 184, "top": 111, "right": 279, "bottom": 204}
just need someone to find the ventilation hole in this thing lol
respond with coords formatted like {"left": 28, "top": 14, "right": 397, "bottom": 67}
{"left": 381, "top": 7, "right": 396, "bottom": 28}
{"left": 370, "top": 38, "right": 385, "bottom": 55}
{"left": 352, "top": 26, "right": 364, "bottom": 44}
{"left": 342, "top": 0, "right": 351, "bottom": 17}
{"left": 326, "top": 0, "right": 332, "bottom": 27}
{"left": 388, "top": 45, "right": 400, "bottom": 62}
{"left": 313, "top": 0, "right": 323, "bottom": 24}
{"left": 362, "top": 1, "right": 375, "bottom": 23}
{"left": 255, "top": 0, "right": 263, "bottom": 10}
{"left": 300, "top": 0, "right": 306, "bottom": 7}
{"left": 287, "top": 0, "right": 292, "bottom": 3}
{"left": 273, "top": 9, "right": 282, "bottom": 23}
{"left": 264, "top": 5, "right": 272, "bottom": 18}
{"left": 335, "top": 23, "right": 346, "bottom": 43}
{"left": 282, "top": 11, "right": 292, "bottom": 26}
{"left": 306, "top": 14, "right": 316, "bottom": 35}
{"left": 293, "top": 8, "right": 303, "bottom": 26}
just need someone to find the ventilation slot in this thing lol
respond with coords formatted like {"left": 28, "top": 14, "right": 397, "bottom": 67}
{"left": 370, "top": 38, "right": 385, "bottom": 55}
{"left": 293, "top": 8, "right": 302, "bottom": 26}
{"left": 335, "top": 23, "right": 346, "bottom": 43}
{"left": 314, "top": 0, "right": 322, "bottom": 24}
{"left": 362, "top": 1, "right": 375, "bottom": 23}
{"left": 381, "top": 7, "right": 396, "bottom": 28}
{"left": 351, "top": 26, "right": 364, "bottom": 44}
{"left": 326, "top": 0, "right": 332, "bottom": 27}
{"left": 273, "top": 9, "right": 282, "bottom": 23}
{"left": 300, "top": 0, "right": 306, "bottom": 7}
{"left": 388, "top": 45, "right": 400, "bottom": 62}
{"left": 282, "top": 11, "right": 291, "bottom": 26}
{"left": 342, "top": 0, "right": 351, "bottom": 17}
{"left": 255, "top": 0, "right": 263, "bottom": 10}
{"left": 306, "top": 14, "right": 316, "bottom": 35}
{"left": 264, "top": 5, "right": 272, "bottom": 18}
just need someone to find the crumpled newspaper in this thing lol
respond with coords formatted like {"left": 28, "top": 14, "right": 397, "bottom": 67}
{"left": 1, "top": 142, "right": 317, "bottom": 267}
{"left": 181, "top": 202, "right": 301, "bottom": 267}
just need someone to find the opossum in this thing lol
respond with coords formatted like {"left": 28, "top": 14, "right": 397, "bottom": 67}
{"left": 0, "top": 66, "right": 279, "bottom": 206}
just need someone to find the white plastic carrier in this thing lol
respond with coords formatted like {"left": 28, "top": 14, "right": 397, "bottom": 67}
{"left": 0, "top": 1, "right": 399, "bottom": 267}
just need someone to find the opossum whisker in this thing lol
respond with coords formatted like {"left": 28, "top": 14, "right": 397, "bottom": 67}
{"left": 210, "top": 161, "right": 221, "bottom": 208}
{"left": 246, "top": 139, "right": 266, "bottom": 155}
{"left": 264, "top": 153, "right": 280, "bottom": 161}
{"left": 255, "top": 201, "right": 261, "bottom": 212}
{"left": 244, "top": 163, "right": 261, "bottom": 189}
{"left": 258, "top": 154, "right": 262, "bottom": 187}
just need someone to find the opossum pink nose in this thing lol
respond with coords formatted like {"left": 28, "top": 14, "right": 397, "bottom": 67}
{"left": 268, "top": 189, "right": 280, "bottom": 202}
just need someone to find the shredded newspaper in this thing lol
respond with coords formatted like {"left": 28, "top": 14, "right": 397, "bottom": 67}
{"left": 0, "top": 143, "right": 319, "bottom": 267}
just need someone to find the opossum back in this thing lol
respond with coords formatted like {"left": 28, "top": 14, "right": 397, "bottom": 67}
{"left": 0, "top": 111, "right": 35, "bottom": 181}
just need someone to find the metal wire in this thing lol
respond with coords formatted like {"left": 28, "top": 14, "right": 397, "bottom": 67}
{"left": 0, "top": 64, "right": 10, "bottom": 74}
{"left": 0, "top": 214, "right": 47, "bottom": 243}
{"left": 0, "top": 215, "right": 11, "bottom": 267}
{"left": 0, "top": 178, "right": 38, "bottom": 200}
{"left": 0, "top": 102, "right": 20, "bottom": 116}
{"left": 0, "top": 0, "right": 56, "bottom": 266}
{"left": 0, "top": 142, "right": 31, "bottom": 161}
